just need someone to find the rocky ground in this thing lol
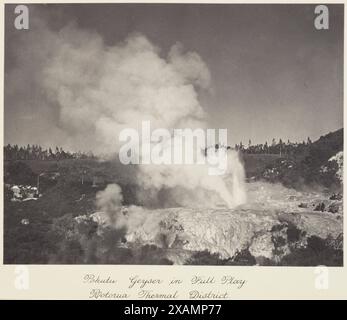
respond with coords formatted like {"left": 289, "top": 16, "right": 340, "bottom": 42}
{"left": 98, "top": 182, "right": 343, "bottom": 265}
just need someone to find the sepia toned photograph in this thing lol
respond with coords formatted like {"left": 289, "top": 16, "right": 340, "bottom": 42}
{"left": 3, "top": 3, "right": 343, "bottom": 267}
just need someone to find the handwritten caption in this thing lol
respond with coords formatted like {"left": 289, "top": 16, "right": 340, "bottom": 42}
{"left": 83, "top": 273, "right": 247, "bottom": 299}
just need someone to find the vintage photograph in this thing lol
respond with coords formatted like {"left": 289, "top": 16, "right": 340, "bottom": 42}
{"left": 3, "top": 3, "right": 343, "bottom": 266}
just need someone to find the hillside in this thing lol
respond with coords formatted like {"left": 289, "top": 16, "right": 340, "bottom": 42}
{"left": 3, "top": 129, "right": 343, "bottom": 265}
{"left": 249, "top": 128, "right": 343, "bottom": 190}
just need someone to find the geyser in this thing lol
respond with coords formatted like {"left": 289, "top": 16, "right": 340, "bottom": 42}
{"left": 12, "top": 12, "right": 246, "bottom": 209}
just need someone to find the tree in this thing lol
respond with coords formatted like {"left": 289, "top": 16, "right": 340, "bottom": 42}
{"left": 279, "top": 139, "right": 283, "bottom": 156}
{"left": 239, "top": 141, "right": 244, "bottom": 151}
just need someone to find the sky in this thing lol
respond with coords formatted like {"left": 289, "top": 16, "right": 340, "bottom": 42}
{"left": 4, "top": 4, "right": 344, "bottom": 149}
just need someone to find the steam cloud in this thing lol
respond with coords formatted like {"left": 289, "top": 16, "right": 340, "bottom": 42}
{"left": 8, "top": 10, "right": 246, "bottom": 211}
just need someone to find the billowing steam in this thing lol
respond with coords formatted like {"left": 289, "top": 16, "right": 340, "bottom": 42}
{"left": 8, "top": 10, "right": 246, "bottom": 213}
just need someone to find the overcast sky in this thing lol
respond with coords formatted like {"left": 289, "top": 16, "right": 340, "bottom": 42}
{"left": 5, "top": 4, "right": 344, "bottom": 149}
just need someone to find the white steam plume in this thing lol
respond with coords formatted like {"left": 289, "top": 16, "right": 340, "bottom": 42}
{"left": 9, "top": 13, "right": 246, "bottom": 209}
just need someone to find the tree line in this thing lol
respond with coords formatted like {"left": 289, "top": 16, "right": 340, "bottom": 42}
{"left": 4, "top": 137, "right": 314, "bottom": 161}
{"left": 235, "top": 137, "right": 312, "bottom": 156}
{"left": 4, "top": 144, "right": 95, "bottom": 161}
